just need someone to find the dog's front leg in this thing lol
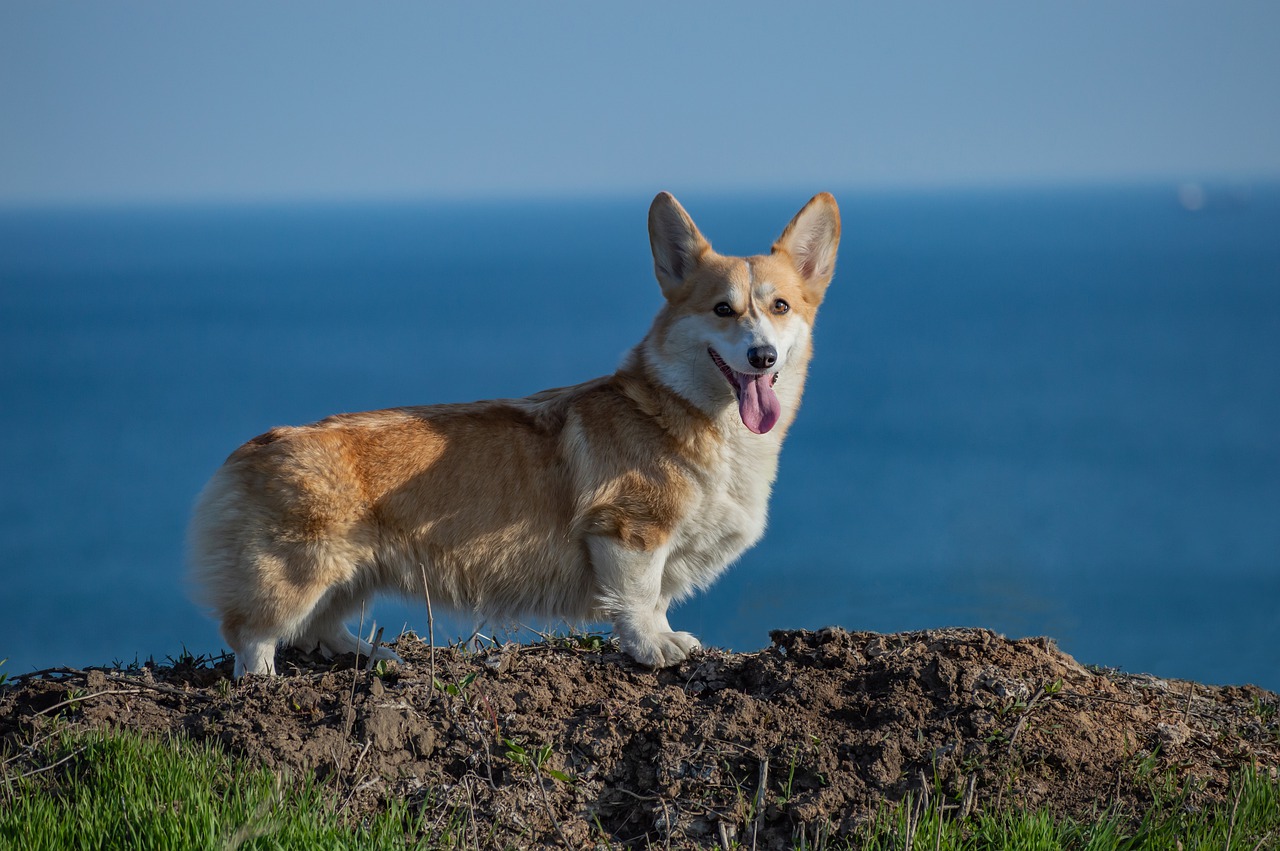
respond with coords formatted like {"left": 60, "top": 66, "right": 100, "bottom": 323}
{"left": 590, "top": 536, "right": 702, "bottom": 667}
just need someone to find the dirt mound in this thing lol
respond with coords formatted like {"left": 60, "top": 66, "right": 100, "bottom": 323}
{"left": 4, "top": 628, "right": 1278, "bottom": 848}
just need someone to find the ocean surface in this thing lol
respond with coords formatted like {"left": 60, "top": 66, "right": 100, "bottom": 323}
{"left": 1, "top": 185, "right": 1277, "bottom": 690}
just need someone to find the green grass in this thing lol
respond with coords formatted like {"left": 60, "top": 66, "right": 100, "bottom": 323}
{"left": 2, "top": 728, "right": 1277, "bottom": 850}
{"left": 0, "top": 729, "right": 459, "bottom": 851}
{"left": 836, "top": 767, "right": 1280, "bottom": 851}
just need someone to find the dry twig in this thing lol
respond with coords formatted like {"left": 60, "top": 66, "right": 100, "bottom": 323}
{"left": 421, "top": 563, "right": 437, "bottom": 706}
{"left": 8, "top": 746, "right": 87, "bottom": 782}
{"left": 1224, "top": 779, "right": 1244, "bottom": 851}
{"left": 363, "top": 627, "right": 385, "bottom": 673}
{"left": 1007, "top": 686, "right": 1047, "bottom": 755}
{"left": 751, "top": 757, "right": 769, "bottom": 851}
{"left": 531, "top": 761, "right": 573, "bottom": 849}
{"left": 33, "top": 689, "right": 143, "bottom": 718}
{"left": 339, "top": 740, "right": 374, "bottom": 814}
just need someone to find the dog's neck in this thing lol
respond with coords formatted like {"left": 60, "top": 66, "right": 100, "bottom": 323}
{"left": 617, "top": 342, "right": 811, "bottom": 454}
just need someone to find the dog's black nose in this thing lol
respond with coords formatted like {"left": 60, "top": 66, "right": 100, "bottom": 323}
{"left": 747, "top": 345, "right": 777, "bottom": 370}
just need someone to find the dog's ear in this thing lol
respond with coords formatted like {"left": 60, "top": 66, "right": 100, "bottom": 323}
{"left": 649, "top": 192, "right": 712, "bottom": 298}
{"left": 773, "top": 193, "right": 840, "bottom": 304}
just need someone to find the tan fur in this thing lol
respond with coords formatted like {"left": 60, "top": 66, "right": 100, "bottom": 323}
{"left": 188, "top": 192, "right": 840, "bottom": 677}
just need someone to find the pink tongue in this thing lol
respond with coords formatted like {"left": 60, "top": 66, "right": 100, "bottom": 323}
{"left": 735, "top": 373, "right": 781, "bottom": 434}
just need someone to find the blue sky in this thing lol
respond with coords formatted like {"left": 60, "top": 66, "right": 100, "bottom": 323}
{"left": 3, "top": 2, "right": 1279, "bottom": 205}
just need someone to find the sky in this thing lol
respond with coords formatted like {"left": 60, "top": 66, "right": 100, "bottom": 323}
{"left": 2, "top": 2, "right": 1279, "bottom": 205}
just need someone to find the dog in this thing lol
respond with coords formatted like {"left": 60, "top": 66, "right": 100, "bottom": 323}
{"left": 187, "top": 192, "right": 840, "bottom": 678}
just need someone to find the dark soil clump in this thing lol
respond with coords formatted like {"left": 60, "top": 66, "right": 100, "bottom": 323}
{"left": 3, "top": 627, "right": 1278, "bottom": 848}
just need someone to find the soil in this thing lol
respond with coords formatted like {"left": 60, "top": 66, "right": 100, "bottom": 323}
{"left": 3, "top": 627, "right": 1278, "bottom": 849}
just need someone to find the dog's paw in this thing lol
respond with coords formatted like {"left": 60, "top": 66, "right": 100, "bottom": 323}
{"left": 622, "top": 630, "right": 703, "bottom": 668}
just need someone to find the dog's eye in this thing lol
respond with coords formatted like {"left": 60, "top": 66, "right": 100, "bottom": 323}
{"left": 713, "top": 302, "right": 735, "bottom": 317}
{"left": 772, "top": 299, "right": 790, "bottom": 315}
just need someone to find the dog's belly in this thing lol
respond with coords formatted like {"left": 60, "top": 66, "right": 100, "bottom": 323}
{"left": 371, "top": 521, "right": 595, "bottom": 623}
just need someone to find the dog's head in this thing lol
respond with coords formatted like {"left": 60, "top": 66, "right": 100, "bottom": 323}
{"left": 644, "top": 192, "right": 840, "bottom": 435}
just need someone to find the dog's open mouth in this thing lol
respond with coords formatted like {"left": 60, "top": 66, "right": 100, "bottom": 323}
{"left": 709, "top": 348, "right": 781, "bottom": 435}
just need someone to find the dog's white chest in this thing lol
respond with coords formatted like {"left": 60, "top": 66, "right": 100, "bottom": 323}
{"left": 662, "top": 435, "right": 780, "bottom": 599}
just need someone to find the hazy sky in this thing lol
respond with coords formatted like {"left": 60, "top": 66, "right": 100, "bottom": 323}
{"left": 3, "top": 2, "right": 1279, "bottom": 205}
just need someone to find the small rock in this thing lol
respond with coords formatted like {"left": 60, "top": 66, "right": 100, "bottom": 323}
{"left": 1156, "top": 722, "right": 1190, "bottom": 749}
{"left": 363, "top": 706, "right": 412, "bottom": 752}
{"left": 413, "top": 729, "right": 435, "bottom": 758}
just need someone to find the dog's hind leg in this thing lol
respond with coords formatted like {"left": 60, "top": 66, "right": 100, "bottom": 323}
{"left": 294, "top": 587, "right": 403, "bottom": 664}
{"left": 232, "top": 636, "right": 279, "bottom": 678}
{"left": 216, "top": 545, "right": 391, "bottom": 678}
{"left": 219, "top": 612, "right": 282, "bottom": 678}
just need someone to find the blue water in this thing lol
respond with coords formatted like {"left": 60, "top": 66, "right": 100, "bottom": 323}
{"left": 2, "top": 185, "right": 1277, "bottom": 689}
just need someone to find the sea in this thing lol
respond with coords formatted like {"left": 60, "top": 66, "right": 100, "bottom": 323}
{"left": 1, "top": 184, "right": 1277, "bottom": 690}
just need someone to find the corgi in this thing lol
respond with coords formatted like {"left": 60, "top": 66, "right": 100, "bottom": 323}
{"left": 188, "top": 192, "right": 840, "bottom": 678}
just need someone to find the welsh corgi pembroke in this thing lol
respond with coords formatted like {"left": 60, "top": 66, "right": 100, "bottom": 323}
{"left": 188, "top": 192, "right": 840, "bottom": 678}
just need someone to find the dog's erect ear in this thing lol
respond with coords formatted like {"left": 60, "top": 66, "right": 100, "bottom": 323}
{"left": 649, "top": 192, "right": 712, "bottom": 298}
{"left": 773, "top": 193, "right": 841, "bottom": 304}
